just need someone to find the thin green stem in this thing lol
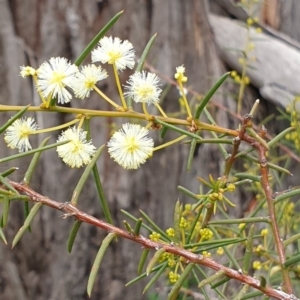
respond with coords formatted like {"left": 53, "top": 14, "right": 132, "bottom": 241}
{"left": 155, "top": 103, "right": 168, "bottom": 117}
{"left": 113, "top": 63, "right": 127, "bottom": 109}
{"left": 142, "top": 103, "right": 149, "bottom": 116}
{"left": 178, "top": 81, "right": 192, "bottom": 118}
{"left": 153, "top": 135, "right": 186, "bottom": 151}
{"left": 33, "top": 119, "right": 80, "bottom": 134}
{"left": 0, "top": 104, "right": 240, "bottom": 136}
{"left": 93, "top": 86, "right": 120, "bottom": 109}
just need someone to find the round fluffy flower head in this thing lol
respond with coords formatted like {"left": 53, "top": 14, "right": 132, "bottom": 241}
{"left": 107, "top": 123, "right": 154, "bottom": 169}
{"left": 124, "top": 71, "right": 162, "bottom": 105}
{"left": 20, "top": 66, "right": 37, "bottom": 78}
{"left": 91, "top": 36, "right": 135, "bottom": 71}
{"left": 56, "top": 127, "right": 96, "bottom": 168}
{"left": 36, "top": 57, "right": 78, "bottom": 104}
{"left": 174, "top": 65, "right": 188, "bottom": 83}
{"left": 4, "top": 117, "right": 38, "bottom": 152}
{"left": 72, "top": 64, "right": 108, "bottom": 99}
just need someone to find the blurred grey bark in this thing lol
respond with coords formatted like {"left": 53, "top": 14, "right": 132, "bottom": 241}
{"left": 0, "top": 0, "right": 299, "bottom": 299}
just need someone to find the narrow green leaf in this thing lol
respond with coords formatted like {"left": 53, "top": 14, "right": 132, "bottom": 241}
{"left": 0, "top": 140, "right": 69, "bottom": 163}
{"left": 0, "top": 167, "right": 19, "bottom": 177}
{"left": 235, "top": 149, "right": 253, "bottom": 159}
{"left": 160, "top": 126, "right": 168, "bottom": 139}
{"left": 266, "top": 162, "right": 292, "bottom": 176}
{"left": 71, "top": 145, "right": 105, "bottom": 206}
{"left": 240, "top": 154, "right": 292, "bottom": 175}
{"left": 126, "top": 263, "right": 165, "bottom": 286}
{"left": 185, "top": 238, "right": 243, "bottom": 248}
{"left": 192, "top": 269, "right": 211, "bottom": 300}
{"left": 67, "top": 220, "right": 82, "bottom": 253}
{"left": 121, "top": 209, "right": 154, "bottom": 234}
{"left": 135, "top": 33, "right": 157, "bottom": 72}
{"left": 259, "top": 275, "right": 267, "bottom": 288}
{"left": 84, "top": 119, "right": 113, "bottom": 224}
{"left": 48, "top": 96, "right": 57, "bottom": 108}
{"left": 123, "top": 220, "right": 133, "bottom": 233}
{"left": 195, "top": 265, "right": 227, "bottom": 299}
{"left": 201, "top": 237, "right": 259, "bottom": 253}
{"left": 185, "top": 138, "right": 233, "bottom": 145}
{"left": 234, "top": 179, "right": 252, "bottom": 186}
{"left": 284, "top": 232, "right": 300, "bottom": 247}
{"left": 154, "top": 118, "right": 202, "bottom": 140}
{"left": 87, "top": 233, "right": 116, "bottom": 297}
{"left": 146, "top": 248, "right": 165, "bottom": 275}
{"left": 92, "top": 163, "right": 113, "bottom": 224}
{"left": 195, "top": 72, "right": 230, "bottom": 119}
{"left": 284, "top": 252, "right": 300, "bottom": 267}
{"left": 24, "top": 137, "right": 50, "bottom": 185}
{"left": 24, "top": 201, "right": 31, "bottom": 232}
{"left": 209, "top": 217, "right": 270, "bottom": 225}
{"left": 0, "top": 188, "right": 12, "bottom": 196}
{"left": 240, "top": 291, "right": 263, "bottom": 300}
{"left": 234, "top": 173, "right": 261, "bottom": 182}
{"left": 139, "top": 210, "right": 171, "bottom": 241}
{"left": 0, "top": 105, "right": 30, "bottom": 133}
{"left": 143, "top": 261, "right": 168, "bottom": 294}
{"left": 203, "top": 107, "right": 217, "bottom": 124}
{"left": 186, "top": 205, "right": 204, "bottom": 244}
{"left": 12, "top": 202, "right": 42, "bottom": 248}
{"left": 173, "top": 200, "right": 181, "bottom": 244}
{"left": 208, "top": 226, "right": 240, "bottom": 270}
{"left": 268, "top": 127, "right": 295, "bottom": 148}
{"left": 246, "top": 127, "right": 269, "bottom": 150}
{"left": 0, "top": 174, "right": 18, "bottom": 194}
{"left": 210, "top": 276, "right": 231, "bottom": 289}
{"left": 177, "top": 186, "right": 199, "bottom": 201}
{"left": 8, "top": 195, "right": 30, "bottom": 202}
{"left": 187, "top": 137, "right": 197, "bottom": 171}
{"left": 1, "top": 197, "right": 10, "bottom": 227}
{"left": 275, "top": 188, "right": 300, "bottom": 204}
{"left": 138, "top": 248, "right": 150, "bottom": 275}
{"left": 185, "top": 237, "right": 247, "bottom": 251}
{"left": 168, "top": 263, "right": 195, "bottom": 300}
{"left": 198, "top": 270, "right": 226, "bottom": 289}
{"left": 134, "top": 218, "right": 143, "bottom": 236}
{"left": 0, "top": 227, "right": 7, "bottom": 244}
{"left": 232, "top": 284, "right": 250, "bottom": 300}
{"left": 242, "top": 224, "right": 254, "bottom": 275}
{"left": 74, "top": 11, "right": 124, "bottom": 66}
{"left": 21, "top": 134, "right": 46, "bottom": 233}
{"left": 249, "top": 99, "right": 260, "bottom": 116}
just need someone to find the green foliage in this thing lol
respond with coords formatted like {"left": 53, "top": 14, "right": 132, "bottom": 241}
{"left": 0, "top": 7, "right": 300, "bottom": 300}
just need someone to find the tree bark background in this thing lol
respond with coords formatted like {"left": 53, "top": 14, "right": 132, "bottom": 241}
{"left": 0, "top": 1, "right": 299, "bottom": 299}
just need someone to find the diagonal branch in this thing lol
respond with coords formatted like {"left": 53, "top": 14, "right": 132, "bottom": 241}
{"left": 7, "top": 180, "right": 298, "bottom": 300}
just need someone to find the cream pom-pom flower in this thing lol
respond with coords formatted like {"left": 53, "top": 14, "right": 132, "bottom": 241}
{"left": 56, "top": 127, "right": 96, "bottom": 168}
{"left": 4, "top": 117, "right": 38, "bottom": 152}
{"left": 107, "top": 123, "right": 154, "bottom": 169}
{"left": 36, "top": 57, "right": 78, "bottom": 104}
{"left": 91, "top": 36, "right": 135, "bottom": 71}
{"left": 124, "top": 71, "right": 162, "bottom": 105}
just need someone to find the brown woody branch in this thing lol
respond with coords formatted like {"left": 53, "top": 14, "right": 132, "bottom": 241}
{"left": 7, "top": 180, "right": 298, "bottom": 300}
{"left": 243, "top": 134, "right": 293, "bottom": 294}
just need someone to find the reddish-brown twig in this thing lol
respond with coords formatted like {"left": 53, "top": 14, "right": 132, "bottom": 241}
{"left": 7, "top": 180, "right": 297, "bottom": 300}
{"left": 243, "top": 134, "right": 293, "bottom": 294}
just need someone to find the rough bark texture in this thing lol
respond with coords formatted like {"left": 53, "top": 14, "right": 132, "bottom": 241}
{"left": 0, "top": 0, "right": 299, "bottom": 299}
